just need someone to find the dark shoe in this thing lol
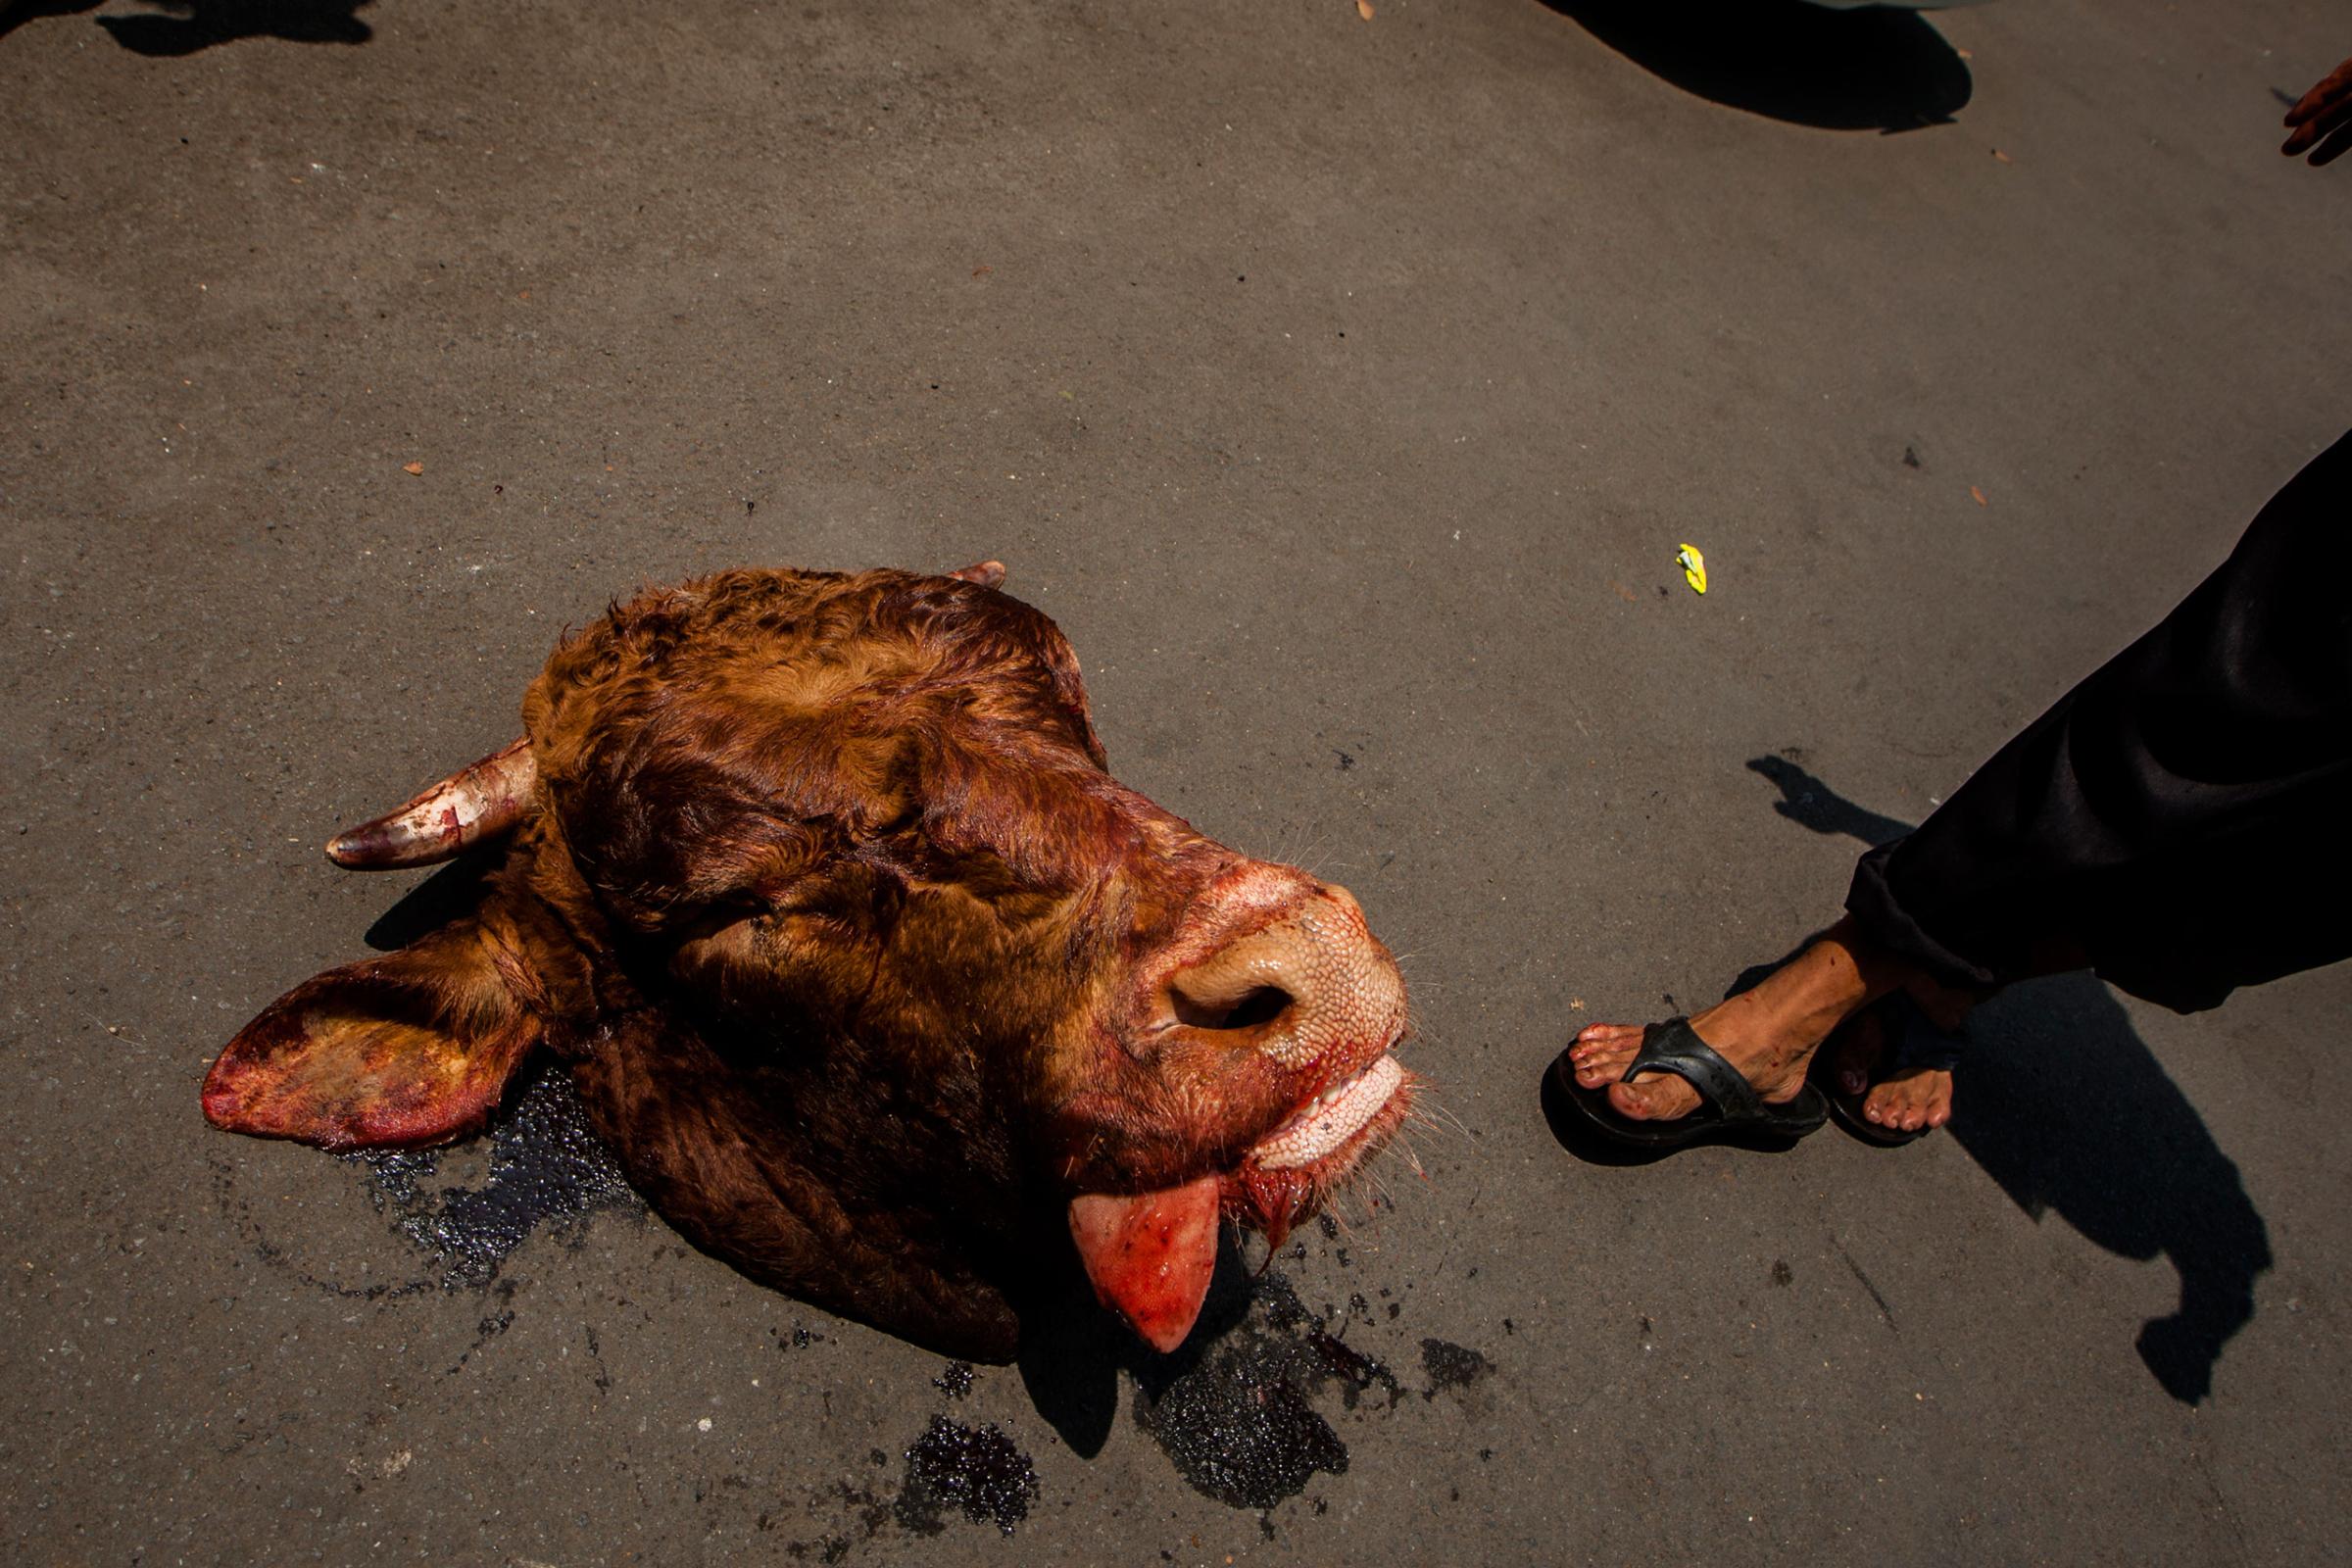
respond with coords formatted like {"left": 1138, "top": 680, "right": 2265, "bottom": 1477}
{"left": 1548, "top": 1018, "right": 1828, "bottom": 1152}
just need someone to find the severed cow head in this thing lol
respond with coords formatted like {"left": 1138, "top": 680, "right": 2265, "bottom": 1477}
{"left": 205, "top": 563, "right": 1414, "bottom": 1360}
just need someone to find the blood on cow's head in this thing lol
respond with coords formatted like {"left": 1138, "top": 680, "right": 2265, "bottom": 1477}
{"left": 204, "top": 564, "right": 1414, "bottom": 1361}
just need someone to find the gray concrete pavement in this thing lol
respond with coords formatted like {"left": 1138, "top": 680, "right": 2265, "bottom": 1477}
{"left": 6, "top": 1, "right": 2350, "bottom": 1562}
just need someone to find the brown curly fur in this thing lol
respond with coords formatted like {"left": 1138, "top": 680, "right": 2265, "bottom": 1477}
{"left": 209, "top": 565, "right": 1371, "bottom": 1360}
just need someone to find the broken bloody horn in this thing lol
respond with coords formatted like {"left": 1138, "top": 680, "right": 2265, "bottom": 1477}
{"left": 324, "top": 737, "right": 538, "bottom": 869}
{"left": 948, "top": 560, "right": 1007, "bottom": 588}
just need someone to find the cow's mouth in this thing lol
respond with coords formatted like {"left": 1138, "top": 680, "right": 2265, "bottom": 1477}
{"left": 1065, "top": 1042, "right": 1414, "bottom": 1356}
{"left": 1248, "top": 1053, "right": 1407, "bottom": 1172}
{"left": 1072, "top": 864, "right": 1411, "bottom": 1356}
{"left": 1225, "top": 1049, "right": 1412, "bottom": 1245}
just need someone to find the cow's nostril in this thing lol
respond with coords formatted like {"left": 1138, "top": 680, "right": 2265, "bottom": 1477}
{"left": 1170, "top": 983, "right": 1295, "bottom": 1033}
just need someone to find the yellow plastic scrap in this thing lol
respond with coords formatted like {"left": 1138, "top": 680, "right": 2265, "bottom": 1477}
{"left": 1676, "top": 542, "right": 1708, "bottom": 596}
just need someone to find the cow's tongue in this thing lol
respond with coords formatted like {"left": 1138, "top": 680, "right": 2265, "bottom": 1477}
{"left": 1066, "top": 1175, "right": 1221, "bottom": 1353}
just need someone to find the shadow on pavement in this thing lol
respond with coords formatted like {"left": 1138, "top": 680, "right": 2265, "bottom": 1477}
{"left": 363, "top": 849, "right": 499, "bottom": 952}
{"left": 1950, "top": 973, "right": 2270, "bottom": 1404}
{"left": 1014, "top": 1231, "right": 1265, "bottom": 1458}
{"left": 1540, "top": 0, "right": 1973, "bottom": 131}
{"left": 1, "top": 0, "right": 371, "bottom": 54}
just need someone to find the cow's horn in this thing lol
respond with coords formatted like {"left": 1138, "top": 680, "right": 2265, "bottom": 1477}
{"left": 325, "top": 737, "right": 539, "bottom": 869}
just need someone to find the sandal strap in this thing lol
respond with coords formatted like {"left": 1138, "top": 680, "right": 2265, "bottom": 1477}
{"left": 1621, "top": 1018, "right": 1762, "bottom": 1121}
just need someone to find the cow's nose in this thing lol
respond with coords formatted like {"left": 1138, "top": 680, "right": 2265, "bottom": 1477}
{"left": 1157, "top": 884, "right": 1402, "bottom": 1067}
{"left": 1166, "top": 942, "right": 1300, "bottom": 1035}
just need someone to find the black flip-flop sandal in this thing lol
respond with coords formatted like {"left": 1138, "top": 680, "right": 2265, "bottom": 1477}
{"left": 1549, "top": 1017, "right": 1828, "bottom": 1152}
{"left": 1818, "top": 994, "right": 1962, "bottom": 1148}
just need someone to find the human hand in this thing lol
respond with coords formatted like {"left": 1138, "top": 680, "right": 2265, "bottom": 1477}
{"left": 2282, "top": 56, "right": 2352, "bottom": 166}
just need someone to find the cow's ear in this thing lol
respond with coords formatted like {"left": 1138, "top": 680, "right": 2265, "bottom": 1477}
{"left": 203, "top": 915, "right": 543, "bottom": 1151}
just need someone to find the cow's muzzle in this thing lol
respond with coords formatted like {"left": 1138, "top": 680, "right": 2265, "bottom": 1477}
{"left": 1149, "top": 874, "right": 1406, "bottom": 1077}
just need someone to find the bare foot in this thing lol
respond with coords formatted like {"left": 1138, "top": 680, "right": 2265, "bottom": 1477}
{"left": 1829, "top": 1004, "right": 1955, "bottom": 1134}
{"left": 1563, "top": 921, "right": 1904, "bottom": 1123}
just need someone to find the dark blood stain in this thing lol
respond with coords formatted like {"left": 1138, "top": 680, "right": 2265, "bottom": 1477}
{"left": 445, "top": 1280, "right": 520, "bottom": 1373}
{"left": 934, "top": 1360, "right": 975, "bottom": 1398}
{"left": 832, "top": 1478, "right": 893, "bottom": 1539}
{"left": 782, "top": 1474, "right": 895, "bottom": 1558}
{"left": 1305, "top": 1329, "right": 1402, "bottom": 1410}
{"left": 1131, "top": 1274, "right": 1366, "bottom": 1509}
{"left": 895, "top": 1415, "right": 1039, "bottom": 1537}
{"left": 347, "top": 1064, "right": 640, "bottom": 1288}
{"left": 1259, "top": 1275, "right": 1315, "bottom": 1333}
{"left": 1137, "top": 1341, "right": 1348, "bottom": 1508}
{"left": 1418, "top": 1338, "right": 1495, "bottom": 1399}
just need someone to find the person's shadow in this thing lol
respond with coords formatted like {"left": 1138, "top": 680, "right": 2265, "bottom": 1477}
{"left": 1742, "top": 754, "right": 2273, "bottom": 1404}
{"left": 1, "top": 0, "right": 371, "bottom": 55}
{"left": 1539, "top": 0, "right": 1975, "bottom": 132}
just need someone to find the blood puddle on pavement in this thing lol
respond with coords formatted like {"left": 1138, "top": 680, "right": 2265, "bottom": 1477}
{"left": 346, "top": 1063, "right": 642, "bottom": 1287}
{"left": 894, "top": 1415, "right": 1041, "bottom": 1536}
{"left": 1130, "top": 1271, "right": 1493, "bottom": 1510}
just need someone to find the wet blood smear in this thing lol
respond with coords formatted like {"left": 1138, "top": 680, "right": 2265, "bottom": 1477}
{"left": 1132, "top": 1276, "right": 1367, "bottom": 1509}
{"left": 894, "top": 1415, "right": 1039, "bottom": 1537}
{"left": 349, "top": 1064, "right": 638, "bottom": 1288}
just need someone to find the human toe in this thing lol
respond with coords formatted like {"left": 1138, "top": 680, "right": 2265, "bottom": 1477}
{"left": 1566, "top": 1025, "right": 1642, "bottom": 1086}
{"left": 1923, "top": 1072, "right": 1954, "bottom": 1127}
{"left": 1863, "top": 1083, "right": 1914, "bottom": 1128}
